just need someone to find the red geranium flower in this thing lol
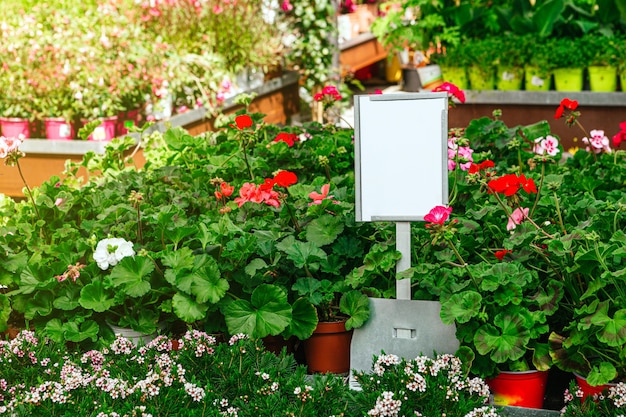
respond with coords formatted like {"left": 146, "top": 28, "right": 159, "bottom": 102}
{"left": 488, "top": 174, "right": 520, "bottom": 196}
{"left": 519, "top": 174, "right": 537, "bottom": 194}
{"left": 234, "top": 114, "right": 253, "bottom": 130}
{"left": 494, "top": 249, "right": 512, "bottom": 260}
{"left": 273, "top": 170, "right": 298, "bottom": 188}
{"left": 468, "top": 160, "right": 495, "bottom": 174}
{"left": 613, "top": 121, "right": 626, "bottom": 148}
{"left": 554, "top": 98, "right": 578, "bottom": 119}
{"left": 274, "top": 132, "right": 299, "bottom": 147}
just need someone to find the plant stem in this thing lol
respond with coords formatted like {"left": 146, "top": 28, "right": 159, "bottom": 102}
{"left": 553, "top": 191, "right": 567, "bottom": 235}
{"left": 529, "top": 163, "right": 545, "bottom": 218}
{"left": 445, "top": 239, "right": 480, "bottom": 291}
{"left": 16, "top": 159, "right": 44, "bottom": 237}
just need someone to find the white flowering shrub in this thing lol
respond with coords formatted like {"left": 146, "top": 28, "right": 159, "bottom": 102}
{"left": 353, "top": 353, "right": 500, "bottom": 417}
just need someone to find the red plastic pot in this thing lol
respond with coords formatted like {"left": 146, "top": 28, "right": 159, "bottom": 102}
{"left": 574, "top": 372, "right": 617, "bottom": 401}
{"left": 117, "top": 108, "right": 141, "bottom": 136}
{"left": 303, "top": 319, "right": 353, "bottom": 374}
{"left": 0, "top": 117, "right": 31, "bottom": 138}
{"left": 83, "top": 116, "right": 118, "bottom": 141}
{"left": 486, "top": 370, "right": 549, "bottom": 409}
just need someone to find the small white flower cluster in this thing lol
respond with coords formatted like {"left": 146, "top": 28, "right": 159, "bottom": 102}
{"left": 293, "top": 385, "right": 314, "bottom": 402}
{"left": 184, "top": 382, "right": 206, "bottom": 402}
{"left": 367, "top": 391, "right": 402, "bottom": 417}
{"left": 213, "top": 398, "right": 239, "bottom": 416}
{"left": 228, "top": 333, "right": 248, "bottom": 346}
{"left": 609, "top": 382, "right": 626, "bottom": 409}
{"left": 463, "top": 405, "right": 501, "bottom": 417}
{"left": 110, "top": 335, "right": 136, "bottom": 355}
{"left": 93, "top": 237, "right": 135, "bottom": 270}
{"left": 373, "top": 353, "right": 402, "bottom": 376}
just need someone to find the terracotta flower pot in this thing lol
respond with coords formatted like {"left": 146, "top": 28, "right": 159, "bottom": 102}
{"left": 303, "top": 319, "right": 353, "bottom": 374}
{"left": 486, "top": 370, "right": 549, "bottom": 409}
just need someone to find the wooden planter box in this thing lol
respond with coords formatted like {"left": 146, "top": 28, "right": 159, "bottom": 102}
{"left": 0, "top": 72, "right": 300, "bottom": 198}
{"left": 448, "top": 90, "right": 626, "bottom": 151}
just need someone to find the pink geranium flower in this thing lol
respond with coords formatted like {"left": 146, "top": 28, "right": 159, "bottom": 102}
{"left": 507, "top": 207, "right": 529, "bottom": 231}
{"left": 309, "top": 184, "right": 333, "bottom": 205}
{"left": 533, "top": 135, "right": 560, "bottom": 156}
{"left": 424, "top": 206, "right": 453, "bottom": 226}
{"left": 582, "top": 129, "right": 611, "bottom": 154}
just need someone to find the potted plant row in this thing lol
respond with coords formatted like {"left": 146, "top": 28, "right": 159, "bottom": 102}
{"left": 0, "top": 0, "right": 285, "bottom": 140}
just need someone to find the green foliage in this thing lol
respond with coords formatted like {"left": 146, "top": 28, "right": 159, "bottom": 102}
{"left": 411, "top": 107, "right": 626, "bottom": 380}
{"left": 0, "top": 113, "right": 390, "bottom": 345}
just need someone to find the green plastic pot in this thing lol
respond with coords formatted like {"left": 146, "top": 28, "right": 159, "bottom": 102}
{"left": 468, "top": 66, "right": 495, "bottom": 91}
{"left": 496, "top": 66, "right": 524, "bottom": 91}
{"left": 440, "top": 66, "right": 468, "bottom": 90}
{"left": 553, "top": 67, "right": 584, "bottom": 92}
{"left": 524, "top": 66, "right": 551, "bottom": 91}
{"left": 588, "top": 66, "right": 617, "bottom": 92}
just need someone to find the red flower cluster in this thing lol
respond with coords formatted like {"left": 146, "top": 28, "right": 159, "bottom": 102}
{"left": 432, "top": 82, "right": 466, "bottom": 104}
{"left": 234, "top": 170, "right": 298, "bottom": 208}
{"left": 234, "top": 114, "right": 253, "bottom": 130}
{"left": 468, "top": 160, "right": 495, "bottom": 175}
{"left": 214, "top": 182, "right": 234, "bottom": 200}
{"left": 554, "top": 98, "right": 579, "bottom": 125}
{"left": 554, "top": 98, "right": 578, "bottom": 119}
{"left": 487, "top": 173, "right": 537, "bottom": 196}
{"left": 494, "top": 249, "right": 512, "bottom": 261}
{"left": 274, "top": 132, "right": 299, "bottom": 147}
{"left": 313, "top": 85, "right": 342, "bottom": 102}
{"left": 613, "top": 121, "right": 626, "bottom": 148}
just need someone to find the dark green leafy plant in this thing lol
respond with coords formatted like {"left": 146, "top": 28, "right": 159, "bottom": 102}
{"left": 0, "top": 101, "right": 388, "bottom": 345}
{"left": 401, "top": 102, "right": 626, "bottom": 380}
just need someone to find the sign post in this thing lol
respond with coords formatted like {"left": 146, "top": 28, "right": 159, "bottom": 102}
{"left": 350, "top": 92, "right": 459, "bottom": 385}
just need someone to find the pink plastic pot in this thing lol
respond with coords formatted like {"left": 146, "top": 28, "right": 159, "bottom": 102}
{"left": 44, "top": 117, "right": 75, "bottom": 140}
{"left": 0, "top": 117, "right": 31, "bottom": 139}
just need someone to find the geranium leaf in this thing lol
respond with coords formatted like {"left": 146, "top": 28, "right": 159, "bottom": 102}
{"left": 63, "top": 320, "right": 99, "bottom": 343}
{"left": 0, "top": 294, "right": 10, "bottom": 332}
{"left": 25, "top": 291, "right": 54, "bottom": 319}
{"left": 245, "top": 258, "right": 269, "bottom": 277}
{"left": 109, "top": 256, "right": 154, "bottom": 297}
{"left": 172, "top": 255, "right": 227, "bottom": 304}
{"left": 474, "top": 314, "right": 529, "bottom": 363}
{"left": 161, "top": 247, "right": 195, "bottom": 270}
{"left": 191, "top": 265, "right": 229, "bottom": 304}
{"left": 222, "top": 284, "right": 291, "bottom": 338}
{"left": 172, "top": 292, "right": 209, "bottom": 322}
{"left": 597, "top": 309, "right": 626, "bottom": 347}
{"left": 53, "top": 285, "right": 81, "bottom": 311}
{"left": 440, "top": 291, "right": 482, "bottom": 325}
{"left": 306, "top": 215, "right": 344, "bottom": 246}
{"left": 79, "top": 280, "right": 116, "bottom": 312}
{"left": 586, "top": 362, "right": 618, "bottom": 387}
{"left": 282, "top": 297, "right": 318, "bottom": 340}
{"left": 43, "top": 319, "right": 65, "bottom": 344}
{"left": 276, "top": 236, "right": 326, "bottom": 268}
{"left": 340, "top": 291, "right": 370, "bottom": 330}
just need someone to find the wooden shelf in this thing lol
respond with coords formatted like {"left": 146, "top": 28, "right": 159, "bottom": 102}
{"left": 339, "top": 33, "right": 387, "bottom": 76}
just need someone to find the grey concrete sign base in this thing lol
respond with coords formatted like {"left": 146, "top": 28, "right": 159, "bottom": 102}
{"left": 349, "top": 297, "right": 459, "bottom": 388}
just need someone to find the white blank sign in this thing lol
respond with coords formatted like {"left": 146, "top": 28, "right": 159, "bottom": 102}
{"left": 354, "top": 92, "right": 449, "bottom": 222}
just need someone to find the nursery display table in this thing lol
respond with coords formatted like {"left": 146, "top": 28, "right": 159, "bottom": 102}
{"left": 339, "top": 32, "right": 387, "bottom": 77}
{"left": 447, "top": 90, "right": 626, "bottom": 150}
{"left": 0, "top": 72, "right": 299, "bottom": 198}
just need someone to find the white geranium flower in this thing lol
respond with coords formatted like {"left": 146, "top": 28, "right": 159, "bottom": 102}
{"left": 93, "top": 238, "right": 135, "bottom": 270}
